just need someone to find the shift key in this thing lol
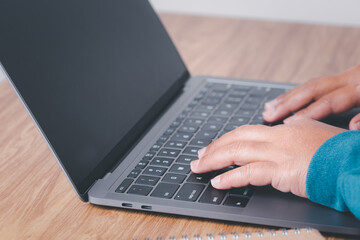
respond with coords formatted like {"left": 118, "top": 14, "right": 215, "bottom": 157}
{"left": 175, "top": 183, "right": 205, "bottom": 202}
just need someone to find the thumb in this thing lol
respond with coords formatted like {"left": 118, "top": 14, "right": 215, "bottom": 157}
{"left": 349, "top": 113, "right": 360, "bottom": 130}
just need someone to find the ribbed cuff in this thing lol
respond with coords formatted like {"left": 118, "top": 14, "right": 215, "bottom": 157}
{"left": 306, "top": 131, "right": 360, "bottom": 212}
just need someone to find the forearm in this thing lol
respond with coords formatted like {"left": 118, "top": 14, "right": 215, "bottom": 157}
{"left": 306, "top": 131, "right": 360, "bottom": 219}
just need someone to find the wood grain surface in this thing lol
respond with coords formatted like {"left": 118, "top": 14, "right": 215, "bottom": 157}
{"left": 1, "top": 13, "right": 360, "bottom": 240}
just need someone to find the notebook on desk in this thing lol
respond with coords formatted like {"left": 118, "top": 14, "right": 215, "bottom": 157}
{"left": 0, "top": 0, "right": 359, "bottom": 236}
{"left": 134, "top": 228, "right": 325, "bottom": 240}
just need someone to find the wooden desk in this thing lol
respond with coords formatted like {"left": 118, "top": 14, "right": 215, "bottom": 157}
{"left": 1, "top": 13, "right": 360, "bottom": 240}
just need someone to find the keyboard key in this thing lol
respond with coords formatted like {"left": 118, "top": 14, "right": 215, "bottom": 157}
{"left": 267, "top": 88, "right": 286, "bottom": 99}
{"left": 169, "top": 164, "right": 191, "bottom": 174}
{"left": 229, "top": 187, "right": 254, "bottom": 198}
{"left": 177, "top": 113, "right": 188, "bottom": 120}
{"left": 135, "top": 175, "right": 160, "bottom": 186}
{"left": 211, "top": 88, "right": 228, "bottom": 94}
{"left": 251, "top": 115, "right": 265, "bottom": 125}
{"left": 183, "top": 106, "right": 193, "bottom": 113}
{"left": 172, "top": 132, "right": 193, "bottom": 141}
{"left": 143, "top": 151, "right": 156, "bottom": 161}
{"left": 196, "top": 105, "right": 215, "bottom": 112}
{"left": 150, "top": 157, "right": 174, "bottom": 167}
{"left": 187, "top": 173, "right": 211, "bottom": 184}
{"left": 211, "top": 83, "right": 231, "bottom": 90}
{"left": 184, "top": 118, "right": 204, "bottom": 126}
{"left": 183, "top": 146, "right": 201, "bottom": 156}
{"left": 151, "top": 183, "right": 180, "bottom": 199}
{"left": 218, "top": 103, "right": 238, "bottom": 110}
{"left": 188, "top": 99, "right": 200, "bottom": 107}
{"left": 157, "top": 135, "right": 169, "bottom": 144}
{"left": 214, "top": 109, "right": 233, "bottom": 117}
{"left": 176, "top": 155, "right": 197, "bottom": 164}
{"left": 115, "top": 179, "right": 133, "bottom": 193}
{"left": 202, "top": 123, "right": 222, "bottom": 132}
{"left": 170, "top": 120, "right": 182, "bottom": 128}
{"left": 229, "top": 91, "right": 247, "bottom": 97}
{"left": 202, "top": 98, "right": 219, "bottom": 105}
{"left": 163, "top": 127, "right": 176, "bottom": 136}
{"left": 158, "top": 148, "right": 181, "bottom": 158}
{"left": 135, "top": 160, "right": 148, "bottom": 169}
{"left": 213, "top": 165, "right": 239, "bottom": 177}
{"left": 224, "top": 124, "right": 240, "bottom": 132}
{"left": 191, "top": 111, "right": 210, "bottom": 118}
{"left": 246, "top": 96, "right": 262, "bottom": 104}
{"left": 233, "top": 85, "right": 252, "bottom": 91}
{"left": 189, "top": 138, "right": 211, "bottom": 147}
{"left": 162, "top": 173, "right": 187, "bottom": 184}
{"left": 165, "top": 140, "right": 187, "bottom": 149}
{"left": 229, "top": 116, "right": 250, "bottom": 125}
{"left": 235, "top": 109, "right": 255, "bottom": 117}
{"left": 195, "top": 130, "right": 217, "bottom": 140}
{"left": 175, "top": 183, "right": 205, "bottom": 202}
{"left": 178, "top": 125, "right": 199, "bottom": 133}
{"left": 127, "top": 185, "right": 153, "bottom": 196}
{"left": 199, "top": 185, "right": 227, "bottom": 205}
{"left": 150, "top": 143, "right": 162, "bottom": 152}
{"left": 209, "top": 91, "right": 225, "bottom": 98}
{"left": 241, "top": 103, "right": 258, "bottom": 110}
{"left": 251, "top": 87, "right": 270, "bottom": 96}
{"left": 143, "top": 166, "right": 167, "bottom": 176}
{"left": 127, "top": 169, "right": 141, "bottom": 178}
{"left": 225, "top": 97, "right": 243, "bottom": 104}
{"left": 208, "top": 116, "right": 227, "bottom": 124}
{"left": 223, "top": 196, "right": 249, "bottom": 208}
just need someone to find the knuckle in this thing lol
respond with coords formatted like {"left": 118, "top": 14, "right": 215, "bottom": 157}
{"left": 243, "top": 164, "right": 252, "bottom": 181}
{"left": 302, "top": 82, "right": 316, "bottom": 96}
{"left": 318, "top": 96, "right": 333, "bottom": 111}
{"left": 226, "top": 142, "right": 240, "bottom": 156}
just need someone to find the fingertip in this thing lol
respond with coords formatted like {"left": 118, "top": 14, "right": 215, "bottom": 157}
{"left": 211, "top": 176, "right": 222, "bottom": 189}
{"left": 197, "top": 147, "right": 207, "bottom": 158}
{"left": 190, "top": 160, "right": 200, "bottom": 172}
{"left": 349, "top": 121, "right": 360, "bottom": 130}
{"left": 349, "top": 113, "right": 360, "bottom": 130}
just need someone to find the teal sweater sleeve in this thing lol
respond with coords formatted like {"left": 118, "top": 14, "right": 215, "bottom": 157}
{"left": 306, "top": 131, "right": 360, "bottom": 220}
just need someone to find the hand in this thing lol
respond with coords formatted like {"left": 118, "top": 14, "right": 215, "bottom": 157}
{"left": 262, "top": 64, "right": 360, "bottom": 130}
{"left": 190, "top": 117, "right": 345, "bottom": 198}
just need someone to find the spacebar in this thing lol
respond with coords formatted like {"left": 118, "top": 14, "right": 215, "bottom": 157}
{"left": 174, "top": 183, "right": 205, "bottom": 202}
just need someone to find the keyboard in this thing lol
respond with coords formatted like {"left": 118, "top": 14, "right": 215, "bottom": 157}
{"left": 115, "top": 82, "right": 286, "bottom": 208}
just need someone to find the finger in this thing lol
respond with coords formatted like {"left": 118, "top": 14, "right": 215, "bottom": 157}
{"left": 191, "top": 141, "right": 272, "bottom": 174}
{"left": 263, "top": 76, "right": 344, "bottom": 122}
{"left": 198, "top": 124, "right": 271, "bottom": 158}
{"left": 285, "top": 85, "right": 360, "bottom": 121}
{"left": 211, "top": 162, "right": 276, "bottom": 189}
{"left": 349, "top": 113, "right": 360, "bottom": 130}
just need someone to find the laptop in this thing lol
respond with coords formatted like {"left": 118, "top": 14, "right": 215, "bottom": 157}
{"left": 1, "top": 0, "right": 359, "bottom": 235}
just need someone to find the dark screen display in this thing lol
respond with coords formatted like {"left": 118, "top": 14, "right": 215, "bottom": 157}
{"left": 0, "top": 0, "right": 188, "bottom": 199}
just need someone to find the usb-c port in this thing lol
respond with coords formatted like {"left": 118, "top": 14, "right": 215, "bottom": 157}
{"left": 122, "top": 203, "right": 132, "bottom": 208}
{"left": 141, "top": 205, "right": 152, "bottom": 210}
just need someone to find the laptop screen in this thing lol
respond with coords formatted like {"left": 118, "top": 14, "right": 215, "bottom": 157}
{"left": 0, "top": 0, "right": 188, "bottom": 199}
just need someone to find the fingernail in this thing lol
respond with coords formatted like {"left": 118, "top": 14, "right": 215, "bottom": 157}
{"left": 265, "top": 99, "right": 278, "bottom": 109}
{"left": 198, "top": 147, "right": 207, "bottom": 158}
{"left": 191, "top": 160, "right": 199, "bottom": 169}
{"left": 211, "top": 176, "right": 221, "bottom": 187}
{"left": 356, "top": 121, "right": 360, "bottom": 130}
{"left": 263, "top": 104, "right": 276, "bottom": 118}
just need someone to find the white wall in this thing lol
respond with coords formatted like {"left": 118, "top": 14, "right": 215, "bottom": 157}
{"left": 150, "top": 0, "right": 360, "bottom": 26}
